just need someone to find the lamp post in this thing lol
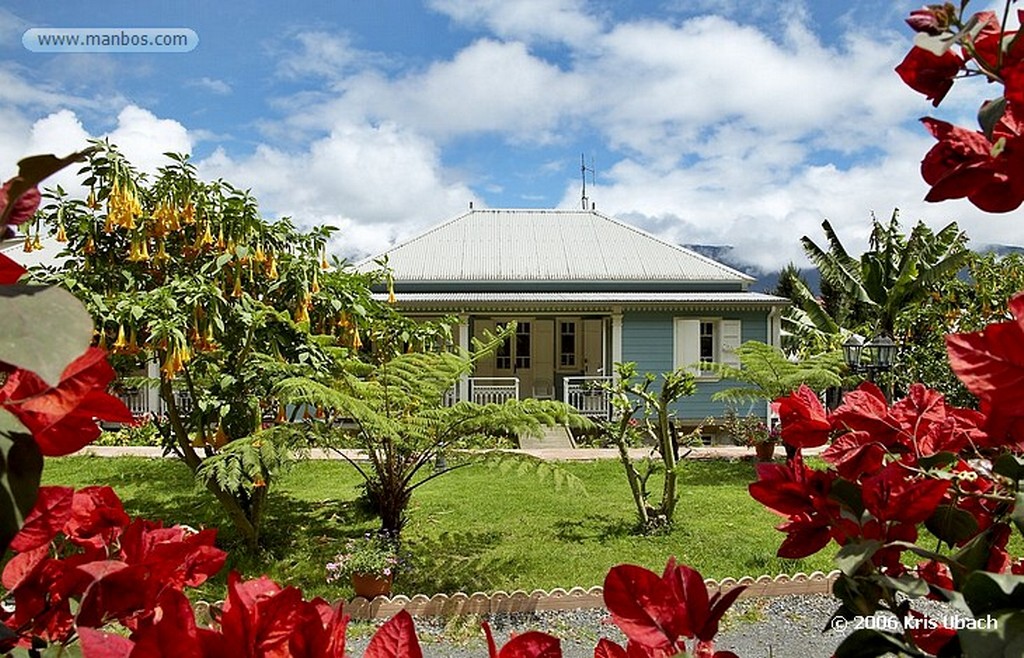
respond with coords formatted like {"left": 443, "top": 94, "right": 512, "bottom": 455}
{"left": 842, "top": 332, "right": 897, "bottom": 384}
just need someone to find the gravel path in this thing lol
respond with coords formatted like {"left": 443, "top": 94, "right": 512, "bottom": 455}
{"left": 344, "top": 594, "right": 960, "bottom": 658}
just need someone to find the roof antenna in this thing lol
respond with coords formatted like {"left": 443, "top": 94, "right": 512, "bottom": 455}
{"left": 580, "top": 153, "right": 596, "bottom": 210}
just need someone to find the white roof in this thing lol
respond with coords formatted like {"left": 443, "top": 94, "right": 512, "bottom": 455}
{"left": 377, "top": 292, "right": 787, "bottom": 305}
{"left": 359, "top": 209, "right": 753, "bottom": 285}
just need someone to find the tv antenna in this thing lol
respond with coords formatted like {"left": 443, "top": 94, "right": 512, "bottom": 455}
{"left": 580, "top": 153, "right": 596, "bottom": 210}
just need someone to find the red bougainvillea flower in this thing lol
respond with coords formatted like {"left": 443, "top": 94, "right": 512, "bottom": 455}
{"left": 0, "top": 252, "right": 27, "bottom": 284}
{"left": 774, "top": 384, "right": 830, "bottom": 448}
{"left": 602, "top": 560, "right": 743, "bottom": 658}
{"left": 0, "top": 347, "right": 134, "bottom": 456}
{"left": 749, "top": 455, "right": 838, "bottom": 558}
{"left": 483, "top": 620, "right": 561, "bottom": 658}
{"left": 947, "top": 292, "right": 1024, "bottom": 444}
{"left": 831, "top": 382, "right": 903, "bottom": 449}
{"left": 920, "top": 106, "right": 1024, "bottom": 212}
{"left": 895, "top": 46, "right": 964, "bottom": 106}
{"left": 861, "top": 461, "right": 950, "bottom": 525}
{"left": 0, "top": 178, "right": 41, "bottom": 229}
{"left": 905, "top": 5, "right": 957, "bottom": 35}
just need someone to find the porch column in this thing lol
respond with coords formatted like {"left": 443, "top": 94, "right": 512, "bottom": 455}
{"left": 611, "top": 309, "right": 623, "bottom": 378}
{"left": 457, "top": 316, "right": 470, "bottom": 402}
{"left": 146, "top": 358, "right": 161, "bottom": 416}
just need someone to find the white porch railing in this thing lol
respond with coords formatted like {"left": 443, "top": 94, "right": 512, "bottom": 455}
{"left": 446, "top": 377, "right": 521, "bottom": 405}
{"left": 116, "top": 388, "right": 193, "bottom": 419}
{"left": 563, "top": 376, "right": 613, "bottom": 420}
{"left": 468, "top": 377, "right": 520, "bottom": 405}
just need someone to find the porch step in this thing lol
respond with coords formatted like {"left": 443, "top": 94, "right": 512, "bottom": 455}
{"left": 518, "top": 425, "right": 575, "bottom": 450}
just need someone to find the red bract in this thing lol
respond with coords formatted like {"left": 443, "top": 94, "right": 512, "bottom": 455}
{"left": 820, "top": 431, "right": 886, "bottom": 479}
{"left": 0, "top": 252, "right": 27, "bottom": 284}
{"left": 364, "top": 610, "right": 422, "bottom": 658}
{"left": 775, "top": 384, "right": 830, "bottom": 448}
{"left": 0, "top": 346, "right": 134, "bottom": 456}
{"left": 895, "top": 46, "right": 963, "bottom": 106}
{"left": 830, "top": 382, "right": 899, "bottom": 445}
{"left": 602, "top": 559, "right": 744, "bottom": 656}
{"left": 0, "top": 178, "right": 41, "bottom": 228}
{"left": 749, "top": 456, "right": 839, "bottom": 558}
{"left": 861, "top": 462, "right": 950, "bottom": 525}
{"left": 919, "top": 108, "right": 1024, "bottom": 212}
{"left": 483, "top": 621, "right": 561, "bottom": 658}
{"left": 947, "top": 291, "right": 1024, "bottom": 444}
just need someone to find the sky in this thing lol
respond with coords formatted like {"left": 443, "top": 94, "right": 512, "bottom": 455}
{"left": 1, "top": 0, "right": 1019, "bottom": 275}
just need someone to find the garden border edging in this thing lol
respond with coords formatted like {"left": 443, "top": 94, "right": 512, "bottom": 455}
{"left": 338, "top": 570, "right": 840, "bottom": 620}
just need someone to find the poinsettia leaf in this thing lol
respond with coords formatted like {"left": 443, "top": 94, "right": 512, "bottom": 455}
{"left": 603, "top": 564, "right": 678, "bottom": 649}
{"left": 701, "top": 585, "right": 747, "bottom": 642}
{"left": 496, "top": 631, "right": 562, "bottom": 658}
{"left": 0, "top": 254, "right": 26, "bottom": 285}
{"left": 0, "top": 410, "right": 42, "bottom": 554}
{"left": 946, "top": 296, "right": 1024, "bottom": 416}
{"left": 0, "top": 285, "right": 95, "bottom": 387}
{"left": 78, "top": 627, "right": 134, "bottom": 658}
{"left": 9, "top": 485, "right": 74, "bottom": 552}
{"left": 926, "top": 504, "right": 980, "bottom": 549}
{"left": 365, "top": 610, "right": 422, "bottom": 658}
{"left": 593, "top": 638, "right": 628, "bottom": 658}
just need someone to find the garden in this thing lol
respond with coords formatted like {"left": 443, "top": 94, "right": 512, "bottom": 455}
{"left": 3, "top": 2, "right": 1024, "bottom": 656}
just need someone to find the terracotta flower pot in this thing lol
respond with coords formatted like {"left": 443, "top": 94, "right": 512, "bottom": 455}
{"left": 351, "top": 572, "right": 393, "bottom": 599}
{"left": 754, "top": 441, "right": 776, "bottom": 462}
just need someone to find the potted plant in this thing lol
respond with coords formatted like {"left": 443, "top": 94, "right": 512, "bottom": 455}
{"left": 326, "top": 531, "right": 403, "bottom": 599}
{"left": 721, "top": 410, "right": 778, "bottom": 462}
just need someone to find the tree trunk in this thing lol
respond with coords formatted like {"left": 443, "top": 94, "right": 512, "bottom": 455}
{"left": 658, "top": 401, "right": 678, "bottom": 524}
{"left": 160, "top": 380, "right": 260, "bottom": 549}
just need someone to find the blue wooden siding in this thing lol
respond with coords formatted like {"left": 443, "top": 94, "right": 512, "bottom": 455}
{"left": 620, "top": 310, "right": 770, "bottom": 420}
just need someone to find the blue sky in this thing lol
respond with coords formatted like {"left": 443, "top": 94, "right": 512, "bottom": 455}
{"left": 1, "top": 0, "right": 1017, "bottom": 272}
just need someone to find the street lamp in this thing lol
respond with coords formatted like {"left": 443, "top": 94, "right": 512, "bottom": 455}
{"left": 842, "top": 332, "right": 896, "bottom": 382}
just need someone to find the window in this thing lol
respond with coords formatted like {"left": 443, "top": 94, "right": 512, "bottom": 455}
{"left": 496, "top": 321, "right": 531, "bottom": 370}
{"left": 515, "top": 322, "right": 531, "bottom": 369}
{"left": 699, "top": 321, "right": 715, "bottom": 364}
{"left": 559, "top": 321, "right": 576, "bottom": 367}
{"left": 674, "top": 318, "right": 741, "bottom": 376}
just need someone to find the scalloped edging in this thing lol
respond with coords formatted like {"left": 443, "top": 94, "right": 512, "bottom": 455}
{"left": 339, "top": 570, "right": 840, "bottom": 620}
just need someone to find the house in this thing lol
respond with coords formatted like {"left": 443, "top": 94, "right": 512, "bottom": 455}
{"left": 357, "top": 208, "right": 789, "bottom": 426}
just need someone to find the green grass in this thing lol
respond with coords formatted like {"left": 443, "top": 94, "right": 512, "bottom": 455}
{"left": 42, "top": 456, "right": 833, "bottom": 601}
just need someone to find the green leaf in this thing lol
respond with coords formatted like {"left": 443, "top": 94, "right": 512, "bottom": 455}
{"left": 835, "top": 539, "right": 882, "bottom": 576}
{"left": 993, "top": 453, "right": 1024, "bottom": 482}
{"left": 926, "top": 504, "right": 980, "bottom": 549}
{"left": 979, "top": 96, "right": 1008, "bottom": 141}
{"left": 918, "top": 451, "right": 959, "bottom": 471}
{"left": 0, "top": 410, "right": 43, "bottom": 554}
{"left": 958, "top": 610, "right": 1024, "bottom": 657}
{"left": 834, "top": 628, "right": 925, "bottom": 658}
{"left": 961, "top": 571, "right": 1024, "bottom": 617}
{"left": 0, "top": 285, "right": 94, "bottom": 386}
{"left": 1012, "top": 492, "right": 1024, "bottom": 539}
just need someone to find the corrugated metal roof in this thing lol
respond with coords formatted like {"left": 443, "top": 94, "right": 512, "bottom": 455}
{"left": 358, "top": 209, "right": 753, "bottom": 284}
{"left": 375, "top": 291, "right": 788, "bottom": 306}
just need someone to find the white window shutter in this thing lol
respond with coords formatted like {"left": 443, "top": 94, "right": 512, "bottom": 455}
{"left": 674, "top": 318, "right": 701, "bottom": 375}
{"left": 720, "top": 319, "right": 742, "bottom": 368}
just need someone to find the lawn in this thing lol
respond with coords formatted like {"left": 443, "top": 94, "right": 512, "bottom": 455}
{"left": 42, "top": 455, "right": 833, "bottom": 601}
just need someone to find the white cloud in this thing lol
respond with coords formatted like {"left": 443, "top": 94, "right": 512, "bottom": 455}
{"left": 427, "top": 0, "right": 604, "bottom": 47}
{"left": 189, "top": 77, "right": 232, "bottom": 95}
{"left": 291, "top": 39, "right": 588, "bottom": 143}
{"left": 198, "top": 121, "right": 474, "bottom": 259}
{"left": 107, "top": 106, "right": 192, "bottom": 176}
